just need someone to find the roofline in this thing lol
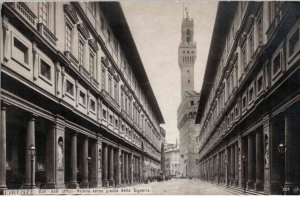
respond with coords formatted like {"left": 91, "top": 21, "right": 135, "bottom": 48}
{"left": 99, "top": 2, "right": 165, "bottom": 124}
{"left": 195, "top": 2, "right": 237, "bottom": 124}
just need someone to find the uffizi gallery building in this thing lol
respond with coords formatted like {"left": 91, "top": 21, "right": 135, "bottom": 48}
{"left": 195, "top": 1, "right": 300, "bottom": 195}
{"left": 0, "top": 2, "right": 165, "bottom": 190}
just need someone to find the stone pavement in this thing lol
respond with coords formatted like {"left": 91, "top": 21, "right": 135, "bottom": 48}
{"left": 126, "top": 179, "right": 233, "bottom": 195}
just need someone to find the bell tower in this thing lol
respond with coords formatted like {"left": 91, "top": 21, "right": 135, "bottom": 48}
{"left": 178, "top": 8, "right": 196, "bottom": 101}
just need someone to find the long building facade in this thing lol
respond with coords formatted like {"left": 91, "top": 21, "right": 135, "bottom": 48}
{"left": 177, "top": 10, "right": 200, "bottom": 178}
{"left": 0, "top": 2, "right": 165, "bottom": 190}
{"left": 195, "top": 2, "right": 300, "bottom": 195}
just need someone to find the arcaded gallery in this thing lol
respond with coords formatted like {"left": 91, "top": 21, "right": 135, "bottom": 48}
{"left": 195, "top": 2, "right": 300, "bottom": 195}
{"left": 0, "top": 2, "right": 165, "bottom": 189}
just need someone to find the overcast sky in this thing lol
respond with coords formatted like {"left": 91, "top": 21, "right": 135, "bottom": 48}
{"left": 121, "top": 1, "right": 218, "bottom": 144}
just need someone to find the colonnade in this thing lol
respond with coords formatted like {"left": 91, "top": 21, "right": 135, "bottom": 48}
{"left": 199, "top": 109, "right": 300, "bottom": 194}
{"left": 0, "top": 103, "right": 144, "bottom": 189}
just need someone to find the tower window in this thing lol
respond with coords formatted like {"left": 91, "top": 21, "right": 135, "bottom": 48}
{"left": 186, "top": 29, "right": 191, "bottom": 43}
{"left": 188, "top": 80, "right": 190, "bottom": 84}
{"left": 187, "top": 70, "right": 189, "bottom": 73}
{"left": 191, "top": 101, "right": 194, "bottom": 106}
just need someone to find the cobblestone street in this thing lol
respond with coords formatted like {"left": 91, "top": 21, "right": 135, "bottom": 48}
{"left": 127, "top": 179, "right": 232, "bottom": 195}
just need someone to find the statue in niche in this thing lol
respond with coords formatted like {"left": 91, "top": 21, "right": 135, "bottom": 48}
{"left": 57, "top": 137, "right": 64, "bottom": 169}
{"left": 264, "top": 135, "right": 269, "bottom": 166}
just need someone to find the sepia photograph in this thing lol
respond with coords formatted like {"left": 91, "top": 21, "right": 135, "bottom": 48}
{"left": 0, "top": 1, "right": 300, "bottom": 195}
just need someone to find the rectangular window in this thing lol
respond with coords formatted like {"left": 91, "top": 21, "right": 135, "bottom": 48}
{"left": 13, "top": 37, "right": 29, "bottom": 64}
{"left": 40, "top": 59, "right": 51, "bottom": 80}
{"left": 242, "top": 95, "right": 247, "bottom": 109}
{"left": 272, "top": 53, "right": 281, "bottom": 76}
{"left": 66, "top": 80, "right": 74, "bottom": 97}
{"left": 78, "top": 38, "right": 84, "bottom": 65}
{"left": 115, "top": 119, "right": 118, "bottom": 127}
{"left": 113, "top": 39, "right": 118, "bottom": 53}
{"left": 101, "top": 68, "right": 106, "bottom": 90}
{"left": 108, "top": 75, "right": 112, "bottom": 96}
{"left": 65, "top": 22, "right": 72, "bottom": 51}
{"left": 242, "top": 44, "right": 247, "bottom": 70}
{"left": 249, "top": 87, "right": 254, "bottom": 103}
{"left": 114, "top": 81, "right": 118, "bottom": 102}
{"left": 109, "top": 114, "right": 113, "bottom": 124}
{"left": 121, "top": 91, "right": 124, "bottom": 109}
{"left": 257, "top": 75, "right": 263, "bottom": 93}
{"left": 39, "top": 2, "right": 49, "bottom": 27}
{"left": 90, "top": 100, "right": 96, "bottom": 112}
{"left": 288, "top": 29, "right": 299, "bottom": 57}
{"left": 102, "top": 109, "right": 107, "bottom": 119}
{"left": 79, "top": 91, "right": 86, "bottom": 106}
{"left": 89, "top": 52, "right": 96, "bottom": 78}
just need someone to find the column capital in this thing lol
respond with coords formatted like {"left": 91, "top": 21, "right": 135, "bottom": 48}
{"left": 28, "top": 114, "right": 38, "bottom": 121}
{"left": 1, "top": 101, "right": 10, "bottom": 110}
{"left": 71, "top": 131, "right": 78, "bottom": 136}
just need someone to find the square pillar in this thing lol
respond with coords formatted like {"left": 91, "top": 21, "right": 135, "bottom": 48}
{"left": 0, "top": 104, "right": 7, "bottom": 189}
{"left": 102, "top": 144, "right": 109, "bottom": 187}
{"left": 115, "top": 147, "right": 121, "bottom": 187}
{"left": 45, "top": 118, "right": 65, "bottom": 189}
{"left": 90, "top": 139, "right": 100, "bottom": 188}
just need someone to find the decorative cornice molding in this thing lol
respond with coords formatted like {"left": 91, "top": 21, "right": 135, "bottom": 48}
{"left": 64, "top": 4, "right": 78, "bottom": 24}
{"left": 88, "top": 39, "right": 99, "bottom": 51}
{"left": 77, "top": 23, "right": 90, "bottom": 40}
{"left": 101, "top": 56, "right": 109, "bottom": 67}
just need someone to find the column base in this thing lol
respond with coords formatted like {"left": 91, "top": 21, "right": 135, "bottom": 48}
{"left": 20, "top": 184, "right": 38, "bottom": 189}
{"left": 0, "top": 185, "right": 7, "bottom": 190}
{"left": 109, "top": 179, "right": 115, "bottom": 187}
{"left": 254, "top": 180, "right": 264, "bottom": 191}
{"left": 247, "top": 180, "right": 254, "bottom": 190}
{"left": 79, "top": 180, "right": 89, "bottom": 188}
{"left": 102, "top": 180, "right": 109, "bottom": 187}
{"left": 89, "top": 180, "right": 98, "bottom": 188}
{"left": 234, "top": 179, "right": 239, "bottom": 187}
{"left": 42, "top": 183, "right": 56, "bottom": 189}
{"left": 67, "top": 181, "right": 79, "bottom": 189}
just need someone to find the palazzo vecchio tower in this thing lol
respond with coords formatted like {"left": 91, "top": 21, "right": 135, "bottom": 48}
{"left": 177, "top": 9, "right": 200, "bottom": 178}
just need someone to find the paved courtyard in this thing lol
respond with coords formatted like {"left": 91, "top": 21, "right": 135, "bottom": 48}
{"left": 127, "top": 179, "right": 233, "bottom": 195}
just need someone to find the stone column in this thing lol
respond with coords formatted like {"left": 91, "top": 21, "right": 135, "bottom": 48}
{"left": 103, "top": 144, "right": 108, "bottom": 187}
{"left": 284, "top": 113, "right": 299, "bottom": 194}
{"left": 25, "top": 115, "right": 36, "bottom": 188}
{"left": 69, "top": 133, "right": 78, "bottom": 188}
{"left": 255, "top": 130, "right": 264, "bottom": 191}
{"left": 0, "top": 104, "right": 7, "bottom": 189}
{"left": 80, "top": 137, "right": 89, "bottom": 188}
{"left": 125, "top": 153, "right": 129, "bottom": 184}
{"left": 122, "top": 151, "right": 125, "bottom": 184}
{"left": 90, "top": 139, "right": 98, "bottom": 188}
{"left": 231, "top": 145, "right": 235, "bottom": 186}
{"left": 235, "top": 143, "right": 239, "bottom": 186}
{"left": 130, "top": 153, "right": 133, "bottom": 184}
{"left": 225, "top": 146, "right": 229, "bottom": 187}
{"left": 45, "top": 124, "right": 56, "bottom": 189}
{"left": 97, "top": 138, "right": 102, "bottom": 187}
{"left": 116, "top": 148, "right": 121, "bottom": 186}
{"left": 247, "top": 133, "right": 255, "bottom": 189}
{"left": 109, "top": 147, "right": 114, "bottom": 186}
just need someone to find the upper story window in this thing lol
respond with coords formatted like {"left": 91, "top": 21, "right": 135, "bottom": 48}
{"left": 78, "top": 36, "right": 85, "bottom": 66}
{"left": 90, "top": 99, "right": 96, "bottom": 112}
{"left": 13, "top": 37, "right": 29, "bottom": 65}
{"left": 108, "top": 74, "right": 112, "bottom": 96}
{"left": 257, "top": 12, "right": 263, "bottom": 46}
{"left": 89, "top": 51, "right": 96, "bottom": 79}
{"left": 79, "top": 91, "right": 86, "bottom": 106}
{"left": 39, "top": 2, "right": 49, "bottom": 27}
{"left": 66, "top": 80, "right": 74, "bottom": 97}
{"left": 65, "top": 22, "right": 72, "bottom": 51}
{"left": 191, "top": 101, "right": 194, "bottom": 106}
{"left": 107, "top": 29, "right": 111, "bottom": 43}
{"left": 40, "top": 59, "right": 51, "bottom": 81}
{"left": 113, "top": 39, "right": 118, "bottom": 53}
{"left": 114, "top": 80, "right": 118, "bottom": 102}
{"left": 101, "top": 67, "right": 106, "bottom": 90}
{"left": 121, "top": 90, "right": 124, "bottom": 109}
{"left": 102, "top": 109, "right": 107, "bottom": 119}
{"left": 288, "top": 28, "right": 299, "bottom": 57}
{"left": 272, "top": 51, "right": 282, "bottom": 77}
{"left": 249, "top": 29, "right": 254, "bottom": 58}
